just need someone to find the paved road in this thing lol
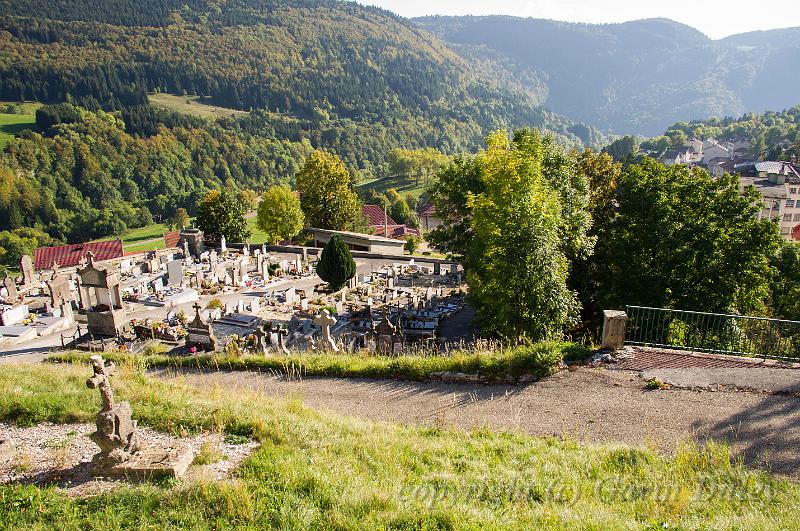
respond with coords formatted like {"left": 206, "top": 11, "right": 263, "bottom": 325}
{"left": 159, "top": 366, "right": 800, "bottom": 479}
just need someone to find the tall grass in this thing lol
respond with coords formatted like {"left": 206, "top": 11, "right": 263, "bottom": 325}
{"left": 48, "top": 341, "right": 590, "bottom": 382}
{"left": 0, "top": 363, "right": 798, "bottom": 528}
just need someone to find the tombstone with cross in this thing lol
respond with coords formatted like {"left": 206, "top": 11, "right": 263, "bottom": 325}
{"left": 86, "top": 355, "right": 140, "bottom": 464}
{"left": 269, "top": 323, "right": 290, "bottom": 355}
{"left": 313, "top": 309, "right": 339, "bottom": 352}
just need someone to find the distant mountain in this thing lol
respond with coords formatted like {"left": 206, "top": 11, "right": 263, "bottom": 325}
{"left": 0, "top": 0, "right": 604, "bottom": 177}
{"left": 416, "top": 16, "right": 800, "bottom": 135}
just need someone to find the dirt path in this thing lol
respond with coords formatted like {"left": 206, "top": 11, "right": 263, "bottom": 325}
{"left": 157, "top": 367, "right": 800, "bottom": 479}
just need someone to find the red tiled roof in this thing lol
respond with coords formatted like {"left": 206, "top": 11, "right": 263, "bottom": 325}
{"left": 34, "top": 240, "right": 124, "bottom": 270}
{"left": 372, "top": 224, "right": 422, "bottom": 239}
{"left": 362, "top": 204, "right": 397, "bottom": 227}
{"left": 164, "top": 231, "right": 180, "bottom": 249}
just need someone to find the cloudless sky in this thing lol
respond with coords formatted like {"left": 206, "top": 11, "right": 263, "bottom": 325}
{"left": 355, "top": 0, "right": 800, "bottom": 39}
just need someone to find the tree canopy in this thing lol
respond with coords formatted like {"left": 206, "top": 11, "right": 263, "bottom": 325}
{"left": 196, "top": 189, "right": 251, "bottom": 243}
{"left": 256, "top": 185, "right": 305, "bottom": 245}
{"left": 316, "top": 235, "right": 356, "bottom": 291}
{"left": 296, "top": 151, "right": 362, "bottom": 231}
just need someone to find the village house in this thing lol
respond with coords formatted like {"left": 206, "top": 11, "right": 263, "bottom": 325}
{"left": 737, "top": 161, "right": 800, "bottom": 240}
{"left": 416, "top": 202, "right": 443, "bottom": 232}
{"left": 702, "top": 141, "right": 732, "bottom": 164}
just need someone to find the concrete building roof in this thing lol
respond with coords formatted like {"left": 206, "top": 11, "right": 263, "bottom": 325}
{"left": 740, "top": 177, "right": 788, "bottom": 199}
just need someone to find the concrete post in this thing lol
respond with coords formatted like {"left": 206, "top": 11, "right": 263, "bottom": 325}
{"left": 601, "top": 310, "right": 628, "bottom": 350}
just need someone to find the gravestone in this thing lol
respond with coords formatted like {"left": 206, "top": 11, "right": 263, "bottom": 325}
{"left": 313, "top": 309, "right": 339, "bottom": 352}
{"left": 86, "top": 355, "right": 193, "bottom": 479}
{"left": 300, "top": 298, "right": 308, "bottom": 311}
{"left": 253, "top": 326, "right": 269, "bottom": 355}
{"left": 78, "top": 253, "right": 127, "bottom": 337}
{"left": 250, "top": 298, "right": 260, "bottom": 314}
{"left": 3, "top": 274, "right": 17, "bottom": 300}
{"left": 236, "top": 299, "right": 247, "bottom": 313}
{"left": 46, "top": 274, "right": 70, "bottom": 307}
{"left": 220, "top": 236, "right": 227, "bottom": 256}
{"left": 167, "top": 260, "right": 183, "bottom": 286}
{"left": 186, "top": 303, "right": 218, "bottom": 352}
{"left": 20, "top": 255, "right": 34, "bottom": 287}
{"left": 284, "top": 287, "right": 296, "bottom": 306}
{"left": 269, "top": 324, "right": 290, "bottom": 355}
{"left": 375, "top": 312, "right": 397, "bottom": 354}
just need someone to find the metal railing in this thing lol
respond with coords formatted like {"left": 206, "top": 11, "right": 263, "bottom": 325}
{"left": 625, "top": 305, "right": 800, "bottom": 361}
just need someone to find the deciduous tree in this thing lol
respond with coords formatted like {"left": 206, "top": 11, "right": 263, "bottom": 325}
{"left": 296, "top": 151, "right": 361, "bottom": 231}
{"left": 196, "top": 189, "right": 251, "bottom": 243}
{"left": 256, "top": 185, "right": 304, "bottom": 245}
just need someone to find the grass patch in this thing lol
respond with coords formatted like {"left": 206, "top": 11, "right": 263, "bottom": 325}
{"left": 149, "top": 93, "right": 248, "bottom": 120}
{"left": 0, "top": 363, "right": 798, "bottom": 528}
{"left": 246, "top": 215, "right": 270, "bottom": 245}
{"left": 359, "top": 174, "right": 430, "bottom": 199}
{"left": 644, "top": 378, "right": 671, "bottom": 391}
{"left": 0, "top": 109, "right": 37, "bottom": 148}
{"left": 49, "top": 341, "right": 589, "bottom": 383}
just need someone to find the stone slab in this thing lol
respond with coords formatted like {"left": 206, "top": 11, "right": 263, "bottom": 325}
{"left": 0, "top": 325, "right": 38, "bottom": 345}
{"left": 94, "top": 442, "right": 194, "bottom": 480}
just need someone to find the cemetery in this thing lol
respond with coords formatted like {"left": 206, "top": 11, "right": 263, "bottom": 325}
{"left": 0, "top": 229, "right": 470, "bottom": 360}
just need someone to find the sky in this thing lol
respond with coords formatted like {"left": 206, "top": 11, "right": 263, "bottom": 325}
{"left": 355, "top": 0, "right": 800, "bottom": 39}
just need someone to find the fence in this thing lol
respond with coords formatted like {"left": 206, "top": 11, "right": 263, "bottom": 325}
{"left": 624, "top": 305, "right": 800, "bottom": 361}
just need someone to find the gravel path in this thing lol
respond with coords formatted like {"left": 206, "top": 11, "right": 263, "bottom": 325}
{"left": 157, "top": 367, "right": 800, "bottom": 479}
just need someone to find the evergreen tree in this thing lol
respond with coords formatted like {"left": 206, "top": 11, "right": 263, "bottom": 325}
{"left": 316, "top": 235, "right": 356, "bottom": 291}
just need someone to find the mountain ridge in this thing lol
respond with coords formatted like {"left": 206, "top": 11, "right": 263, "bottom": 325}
{"left": 415, "top": 15, "right": 800, "bottom": 135}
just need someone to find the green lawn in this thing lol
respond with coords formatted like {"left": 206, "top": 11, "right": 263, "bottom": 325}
{"left": 359, "top": 173, "right": 431, "bottom": 199}
{"left": 0, "top": 362, "right": 797, "bottom": 528}
{"left": 0, "top": 103, "right": 39, "bottom": 147}
{"left": 149, "top": 93, "right": 249, "bottom": 120}
{"left": 246, "top": 215, "right": 270, "bottom": 245}
{"left": 94, "top": 221, "right": 182, "bottom": 253}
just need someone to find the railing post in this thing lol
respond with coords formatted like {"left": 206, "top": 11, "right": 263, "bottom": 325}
{"left": 602, "top": 310, "right": 628, "bottom": 350}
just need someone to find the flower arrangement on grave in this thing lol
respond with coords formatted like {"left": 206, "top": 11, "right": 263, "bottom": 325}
{"left": 176, "top": 311, "right": 188, "bottom": 325}
{"left": 224, "top": 335, "right": 244, "bottom": 357}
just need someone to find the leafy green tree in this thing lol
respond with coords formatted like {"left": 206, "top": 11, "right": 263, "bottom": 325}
{"left": 316, "top": 235, "right": 356, "bottom": 291}
{"left": 602, "top": 135, "right": 639, "bottom": 162}
{"left": 467, "top": 130, "right": 582, "bottom": 340}
{"left": 0, "top": 230, "right": 37, "bottom": 268}
{"left": 256, "top": 185, "right": 305, "bottom": 245}
{"left": 237, "top": 189, "right": 259, "bottom": 212}
{"left": 427, "top": 155, "right": 483, "bottom": 262}
{"left": 593, "top": 158, "right": 781, "bottom": 314}
{"left": 196, "top": 189, "right": 251, "bottom": 243}
{"left": 769, "top": 243, "right": 800, "bottom": 320}
{"left": 296, "top": 151, "right": 362, "bottom": 231}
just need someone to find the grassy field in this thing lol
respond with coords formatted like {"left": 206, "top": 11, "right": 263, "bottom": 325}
{"left": 49, "top": 341, "right": 588, "bottom": 382}
{"left": 246, "top": 215, "right": 270, "bottom": 245}
{"left": 359, "top": 174, "right": 432, "bottom": 199}
{"left": 149, "top": 93, "right": 249, "bottom": 120}
{"left": 0, "top": 102, "right": 40, "bottom": 147}
{"left": 94, "top": 222, "right": 183, "bottom": 253}
{"left": 0, "top": 362, "right": 797, "bottom": 528}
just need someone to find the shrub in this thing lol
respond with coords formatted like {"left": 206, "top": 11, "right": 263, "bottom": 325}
{"left": 316, "top": 235, "right": 356, "bottom": 290}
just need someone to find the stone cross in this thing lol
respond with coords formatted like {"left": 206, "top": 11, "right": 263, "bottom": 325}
{"left": 314, "top": 309, "right": 339, "bottom": 352}
{"left": 86, "top": 355, "right": 140, "bottom": 464}
{"left": 269, "top": 324, "right": 290, "bottom": 355}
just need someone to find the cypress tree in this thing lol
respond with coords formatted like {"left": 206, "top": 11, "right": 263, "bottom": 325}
{"left": 316, "top": 235, "right": 356, "bottom": 291}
